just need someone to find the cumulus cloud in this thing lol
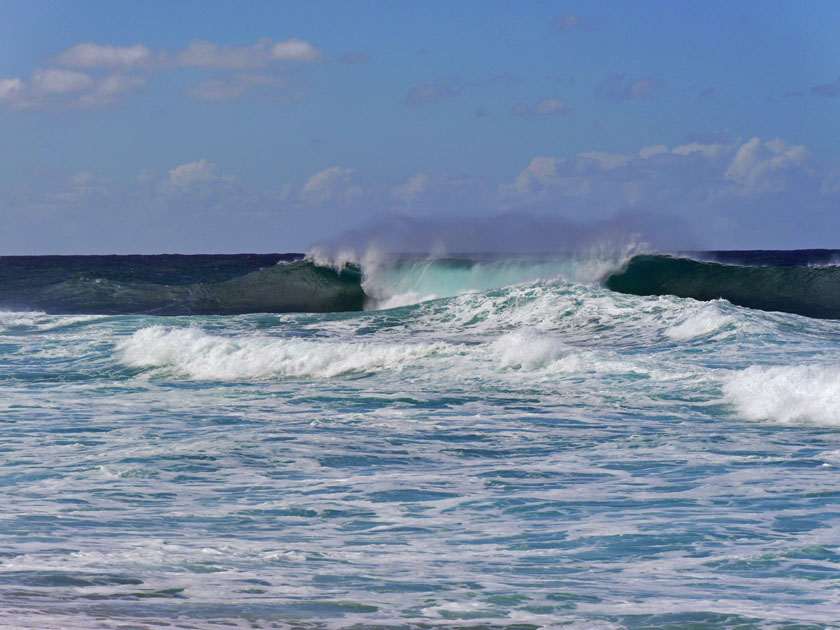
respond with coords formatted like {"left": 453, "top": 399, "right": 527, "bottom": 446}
{"left": 300, "top": 167, "right": 361, "bottom": 205}
{"left": 501, "top": 137, "right": 827, "bottom": 215}
{"left": 511, "top": 97, "right": 570, "bottom": 117}
{"left": 0, "top": 37, "right": 323, "bottom": 109}
{"left": 52, "top": 38, "right": 322, "bottom": 71}
{"left": 724, "top": 137, "right": 813, "bottom": 194}
{"left": 53, "top": 43, "right": 154, "bottom": 69}
{"left": 404, "top": 77, "right": 467, "bottom": 106}
{"left": 596, "top": 73, "right": 665, "bottom": 101}
{"left": 78, "top": 74, "right": 147, "bottom": 107}
{"left": 392, "top": 174, "right": 431, "bottom": 204}
{"left": 169, "top": 158, "right": 237, "bottom": 188}
{"left": 172, "top": 38, "right": 321, "bottom": 69}
{"left": 0, "top": 68, "right": 144, "bottom": 109}
{"left": 493, "top": 136, "right": 840, "bottom": 247}
{"left": 811, "top": 77, "right": 840, "bottom": 97}
{"left": 0, "top": 78, "right": 25, "bottom": 103}
{"left": 31, "top": 68, "right": 94, "bottom": 94}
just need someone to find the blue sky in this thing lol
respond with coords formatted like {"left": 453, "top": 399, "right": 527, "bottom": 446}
{"left": 1, "top": 0, "right": 839, "bottom": 253}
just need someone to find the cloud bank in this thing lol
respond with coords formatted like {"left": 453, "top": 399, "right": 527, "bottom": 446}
{"left": 2, "top": 136, "right": 838, "bottom": 253}
{"left": 0, "top": 37, "right": 322, "bottom": 108}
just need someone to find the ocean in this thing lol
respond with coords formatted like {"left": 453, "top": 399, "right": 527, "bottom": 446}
{"left": 1, "top": 251, "right": 839, "bottom": 629}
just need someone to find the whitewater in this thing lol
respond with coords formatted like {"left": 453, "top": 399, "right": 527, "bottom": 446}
{"left": 1, "top": 253, "right": 840, "bottom": 629}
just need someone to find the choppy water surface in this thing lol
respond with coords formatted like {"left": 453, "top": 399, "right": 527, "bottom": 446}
{"left": 2, "top": 265, "right": 840, "bottom": 629}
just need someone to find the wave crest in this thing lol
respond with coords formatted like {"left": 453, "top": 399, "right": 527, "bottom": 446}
{"left": 118, "top": 326, "right": 447, "bottom": 379}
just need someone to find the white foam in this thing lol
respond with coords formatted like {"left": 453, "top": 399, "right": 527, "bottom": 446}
{"left": 723, "top": 364, "right": 840, "bottom": 425}
{"left": 665, "top": 302, "right": 735, "bottom": 340}
{"left": 490, "top": 330, "right": 569, "bottom": 370}
{"left": 359, "top": 254, "right": 634, "bottom": 311}
{"left": 118, "top": 325, "right": 449, "bottom": 380}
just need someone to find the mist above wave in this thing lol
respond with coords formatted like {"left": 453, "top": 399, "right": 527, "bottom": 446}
{"left": 307, "top": 210, "right": 695, "bottom": 265}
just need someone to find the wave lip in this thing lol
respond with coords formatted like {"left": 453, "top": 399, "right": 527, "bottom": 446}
{"left": 606, "top": 254, "right": 840, "bottom": 319}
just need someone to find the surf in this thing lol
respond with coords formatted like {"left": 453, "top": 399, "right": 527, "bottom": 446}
{"left": 5, "top": 249, "right": 840, "bottom": 321}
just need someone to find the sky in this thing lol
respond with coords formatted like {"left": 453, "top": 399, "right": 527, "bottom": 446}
{"left": 1, "top": 0, "right": 839, "bottom": 254}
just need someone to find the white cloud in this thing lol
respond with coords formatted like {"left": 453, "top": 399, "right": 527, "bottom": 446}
{"left": 53, "top": 43, "right": 154, "bottom": 69}
{"left": 672, "top": 142, "right": 726, "bottom": 159}
{"left": 51, "top": 38, "right": 322, "bottom": 71}
{"left": 269, "top": 38, "right": 321, "bottom": 62}
{"left": 78, "top": 74, "right": 147, "bottom": 107}
{"left": 172, "top": 38, "right": 321, "bottom": 69}
{"left": 724, "top": 137, "right": 812, "bottom": 194}
{"left": 174, "top": 40, "right": 263, "bottom": 69}
{"left": 300, "top": 167, "right": 361, "bottom": 205}
{"left": 510, "top": 157, "right": 563, "bottom": 196}
{"left": 821, "top": 169, "right": 840, "bottom": 195}
{"left": 1, "top": 37, "right": 322, "bottom": 107}
{"left": 169, "top": 158, "right": 237, "bottom": 188}
{"left": 0, "top": 78, "right": 25, "bottom": 104}
{"left": 0, "top": 68, "right": 143, "bottom": 109}
{"left": 392, "top": 174, "right": 430, "bottom": 203}
{"left": 638, "top": 145, "right": 669, "bottom": 159}
{"left": 503, "top": 137, "right": 822, "bottom": 209}
{"left": 493, "top": 137, "right": 839, "bottom": 247}
{"left": 578, "top": 151, "right": 631, "bottom": 170}
{"left": 31, "top": 68, "right": 94, "bottom": 94}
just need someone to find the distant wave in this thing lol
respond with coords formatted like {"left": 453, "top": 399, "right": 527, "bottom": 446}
{"left": 606, "top": 253, "right": 840, "bottom": 319}
{"left": 0, "top": 255, "right": 364, "bottom": 315}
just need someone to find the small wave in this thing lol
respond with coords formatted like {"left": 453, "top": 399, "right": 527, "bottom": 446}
{"left": 664, "top": 302, "right": 735, "bottom": 340}
{"left": 723, "top": 364, "right": 840, "bottom": 425}
{"left": 490, "top": 330, "right": 569, "bottom": 370}
{"left": 118, "top": 326, "right": 447, "bottom": 379}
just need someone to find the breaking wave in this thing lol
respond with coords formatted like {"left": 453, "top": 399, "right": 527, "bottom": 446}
{"left": 606, "top": 253, "right": 840, "bottom": 319}
{"left": 5, "top": 249, "right": 840, "bottom": 320}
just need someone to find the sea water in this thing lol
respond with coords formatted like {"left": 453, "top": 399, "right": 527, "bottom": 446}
{"left": 1, "top": 256, "right": 839, "bottom": 629}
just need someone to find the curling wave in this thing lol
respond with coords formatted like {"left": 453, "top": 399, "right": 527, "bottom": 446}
{"left": 606, "top": 253, "right": 840, "bottom": 319}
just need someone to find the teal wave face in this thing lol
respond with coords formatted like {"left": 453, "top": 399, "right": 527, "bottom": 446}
{"left": 0, "top": 256, "right": 364, "bottom": 315}
{"left": 606, "top": 254, "right": 840, "bottom": 319}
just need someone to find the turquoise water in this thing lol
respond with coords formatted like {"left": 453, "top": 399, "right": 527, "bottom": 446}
{"left": 2, "top": 266, "right": 840, "bottom": 629}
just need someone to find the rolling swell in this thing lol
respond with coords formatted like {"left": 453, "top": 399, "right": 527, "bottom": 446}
{"left": 606, "top": 254, "right": 840, "bottom": 319}
{"left": 0, "top": 255, "right": 364, "bottom": 315}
